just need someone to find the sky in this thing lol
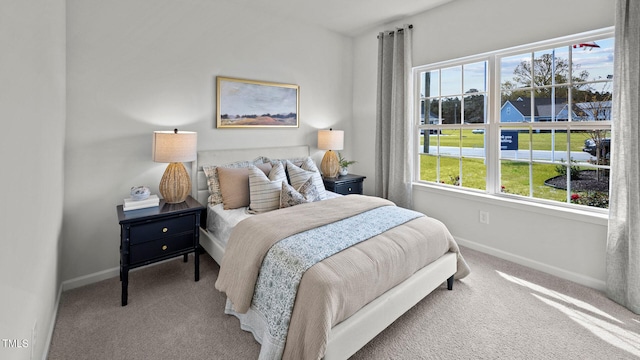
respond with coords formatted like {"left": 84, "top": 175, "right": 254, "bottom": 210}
{"left": 500, "top": 37, "right": 615, "bottom": 87}
{"left": 423, "top": 37, "right": 615, "bottom": 98}
{"left": 219, "top": 79, "right": 298, "bottom": 116}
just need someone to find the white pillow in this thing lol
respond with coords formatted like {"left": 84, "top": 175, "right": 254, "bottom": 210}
{"left": 286, "top": 158, "right": 328, "bottom": 200}
{"left": 248, "top": 162, "right": 287, "bottom": 213}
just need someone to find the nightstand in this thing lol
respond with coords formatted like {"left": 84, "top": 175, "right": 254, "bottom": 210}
{"left": 116, "top": 195, "right": 205, "bottom": 306}
{"left": 322, "top": 174, "right": 366, "bottom": 195}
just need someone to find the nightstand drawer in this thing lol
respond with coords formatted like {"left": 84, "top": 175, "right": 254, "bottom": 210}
{"left": 334, "top": 181, "right": 363, "bottom": 195}
{"left": 129, "top": 233, "right": 194, "bottom": 264}
{"left": 129, "top": 215, "right": 195, "bottom": 244}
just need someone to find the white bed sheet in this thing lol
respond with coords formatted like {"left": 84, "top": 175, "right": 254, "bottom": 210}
{"left": 206, "top": 204, "right": 252, "bottom": 247}
{"left": 206, "top": 191, "right": 342, "bottom": 247}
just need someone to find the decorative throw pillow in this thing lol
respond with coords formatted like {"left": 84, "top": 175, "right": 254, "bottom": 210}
{"left": 296, "top": 176, "right": 321, "bottom": 202}
{"left": 286, "top": 159, "right": 328, "bottom": 200}
{"left": 280, "top": 177, "right": 321, "bottom": 208}
{"left": 264, "top": 156, "right": 306, "bottom": 168}
{"left": 217, "top": 163, "right": 272, "bottom": 210}
{"left": 248, "top": 162, "right": 287, "bottom": 213}
{"left": 202, "top": 157, "right": 264, "bottom": 205}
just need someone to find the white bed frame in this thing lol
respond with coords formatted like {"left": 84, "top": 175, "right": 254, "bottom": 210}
{"left": 192, "top": 145, "right": 457, "bottom": 360}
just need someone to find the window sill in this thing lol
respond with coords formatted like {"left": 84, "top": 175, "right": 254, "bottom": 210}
{"left": 412, "top": 182, "right": 609, "bottom": 226}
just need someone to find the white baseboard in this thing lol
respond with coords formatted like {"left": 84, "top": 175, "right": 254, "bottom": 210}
{"left": 61, "top": 255, "right": 196, "bottom": 292}
{"left": 61, "top": 267, "right": 120, "bottom": 292}
{"left": 455, "top": 236, "right": 606, "bottom": 291}
{"left": 41, "top": 284, "right": 62, "bottom": 360}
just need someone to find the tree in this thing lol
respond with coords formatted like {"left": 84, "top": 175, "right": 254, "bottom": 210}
{"left": 441, "top": 97, "right": 461, "bottom": 124}
{"left": 463, "top": 91, "right": 485, "bottom": 123}
{"left": 502, "top": 54, "right": 590, "bottom": 100}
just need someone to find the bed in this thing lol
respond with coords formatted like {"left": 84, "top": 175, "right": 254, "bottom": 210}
{"left": 191, "top": 145, "right": 470, "bottom": 360}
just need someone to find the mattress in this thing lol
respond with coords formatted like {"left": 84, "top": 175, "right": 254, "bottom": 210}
{"left": 206, "top": 191, "right": 342, "bottom": 247}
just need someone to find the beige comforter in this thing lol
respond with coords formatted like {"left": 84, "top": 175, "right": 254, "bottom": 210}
{"left": 215, "top": 195, "right": 470, "bottom": 359}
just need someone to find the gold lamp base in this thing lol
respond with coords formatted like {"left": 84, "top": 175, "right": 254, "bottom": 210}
{"left": 159, "top": 162, "right": 192, "bottom": 204}
{"left": 321, "top": 150, "right": 340, "bottom": 178}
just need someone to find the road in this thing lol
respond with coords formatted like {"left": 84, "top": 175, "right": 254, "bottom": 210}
{"left": 423, "top": 146, "right": 596, "bottom": 162}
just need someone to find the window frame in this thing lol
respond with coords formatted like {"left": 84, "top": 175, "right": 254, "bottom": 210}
{"left": 412, "top": 27, "right": 614, "bottom": 213}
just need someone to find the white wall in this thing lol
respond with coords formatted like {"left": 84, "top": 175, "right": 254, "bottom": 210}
{"left": 0, "top": 1, "right": 66, "bottom": 359}
{"left": 62, "top": 0, "right": 353, "bottom": 284}
{"left": 352, "top": 0, "right": 615, "bottom": 289}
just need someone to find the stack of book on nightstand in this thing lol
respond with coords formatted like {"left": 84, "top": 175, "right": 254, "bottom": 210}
{"left": 123, "top": 194, "right": 160, "bottom": 211}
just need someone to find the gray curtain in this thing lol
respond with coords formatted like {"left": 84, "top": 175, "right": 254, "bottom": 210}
{"left": 375, "top": 24, "right": 413, "bottom": 209}
{"left": 606, "top": 0, "right": 640, "bottom": 314}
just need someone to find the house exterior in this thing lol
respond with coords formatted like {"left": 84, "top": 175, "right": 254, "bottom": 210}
{"left": 501, "top": 97, "right": 612, "bottom": 122}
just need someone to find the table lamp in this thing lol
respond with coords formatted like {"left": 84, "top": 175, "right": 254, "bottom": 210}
{"left": 152, "top": 129, "right": 197, "bottom": 203}
{"left": 317, "top": 128, "right": 344, "bottom": 178}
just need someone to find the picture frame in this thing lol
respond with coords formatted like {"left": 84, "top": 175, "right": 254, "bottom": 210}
{"left": 216, "top": 76, "right": 299, "bottom": 128}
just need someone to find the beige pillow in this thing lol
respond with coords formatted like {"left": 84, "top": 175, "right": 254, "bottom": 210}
{"left": 202, "top": 157, "right": 265, "bottom": 205}
{"left": 217, "top": 163, "right": 272, "bottom": 210}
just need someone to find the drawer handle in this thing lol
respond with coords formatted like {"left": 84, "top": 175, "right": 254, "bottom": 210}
{"left": 162, "top": 227, "right": 168, "bottom": 233}
{"left": 162, "top": 245, "right": 168, "bottom": 251}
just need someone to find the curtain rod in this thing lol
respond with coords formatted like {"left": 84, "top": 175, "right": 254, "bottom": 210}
{"left": 377, "top": 24, "right": 413, "bottom": 38}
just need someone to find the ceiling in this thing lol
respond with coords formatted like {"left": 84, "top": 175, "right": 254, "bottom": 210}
{"left": 236, "top": 0, "right": 455, "bottom": 36}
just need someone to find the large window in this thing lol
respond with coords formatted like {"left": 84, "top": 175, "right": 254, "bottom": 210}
{"left": 415, "top": 29, "right": 613, "bottom": 210}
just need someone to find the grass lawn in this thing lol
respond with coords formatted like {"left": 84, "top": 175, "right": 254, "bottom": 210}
{"left": 419, "top": 130, "right": 609, "bottom": 208}
{"left": 420, "top": 155, "right": 567, "bottom": 202}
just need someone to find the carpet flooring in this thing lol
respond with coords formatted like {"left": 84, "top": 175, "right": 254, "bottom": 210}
{"left": 48, "top": 247, "right": 640, "bottom": 359}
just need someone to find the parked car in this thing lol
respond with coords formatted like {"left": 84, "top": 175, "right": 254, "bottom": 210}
{"left": 583, "top": 138, "right": 610, "bottom": 158}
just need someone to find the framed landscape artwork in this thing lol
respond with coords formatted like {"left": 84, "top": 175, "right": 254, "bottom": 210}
{"left": 216, "top": 77, "right": 299, "bottom": 128}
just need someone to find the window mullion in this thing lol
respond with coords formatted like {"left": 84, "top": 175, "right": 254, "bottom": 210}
{"left": 487, "top": 56, "right": 500, "bottom": 194}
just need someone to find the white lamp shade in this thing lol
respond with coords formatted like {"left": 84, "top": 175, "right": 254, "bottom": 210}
{"left": 152, "top": 130, "right": 197, "bottom": 163}
{"left": 317, "top": 129, "right": 344, "bottom": 151}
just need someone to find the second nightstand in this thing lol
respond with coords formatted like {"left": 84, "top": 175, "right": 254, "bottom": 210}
{"left": 116, "top": 195, "right": 204, "bottom": 306}
{"left": 322, "top": 174, "right": 366, "bottom": 195}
